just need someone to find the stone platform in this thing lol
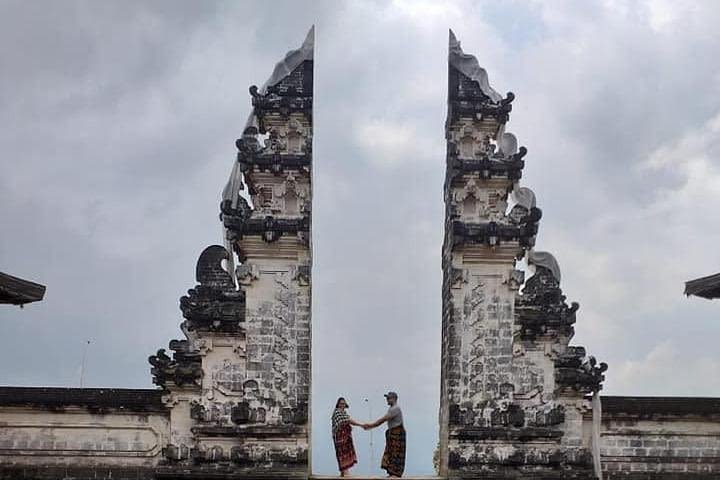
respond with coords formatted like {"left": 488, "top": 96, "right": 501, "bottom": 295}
{"left": 310, "top": 476, "right": 446, "bottom": 480}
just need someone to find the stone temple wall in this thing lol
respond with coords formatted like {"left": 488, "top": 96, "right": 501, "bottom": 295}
{"left": 589, "top": 397, "right": 720, "bottom": 479}
{"left": 0, "top": 388, "right": 168, "bottom": 479}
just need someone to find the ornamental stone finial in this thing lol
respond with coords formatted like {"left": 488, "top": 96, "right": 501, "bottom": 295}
{"left": 526, "top": 250, "right": 561, "bottom": 283}
{"left": 448, "top": 29, "right": 503, "bottom": 103}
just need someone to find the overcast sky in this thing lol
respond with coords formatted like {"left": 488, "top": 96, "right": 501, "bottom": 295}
{"left": 2, "top": 0, "right": 720, "bottom": 475}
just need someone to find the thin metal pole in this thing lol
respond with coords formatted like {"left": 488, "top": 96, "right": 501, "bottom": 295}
{"left": 364, "top": 397, "right": 374, "bottom": 471}
{"left": 79, "top": 340, "right": 90, "bottom": 387}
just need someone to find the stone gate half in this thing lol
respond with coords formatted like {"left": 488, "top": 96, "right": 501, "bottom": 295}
{"left": 150, "top": 26, "right": 314, "bottom": 478}
{"left": 438, "top": 30, "right": 607, "bottom": 479}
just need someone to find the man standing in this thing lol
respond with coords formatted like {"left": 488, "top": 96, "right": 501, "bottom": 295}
{"left": 364, "top": 391, "right": 406, "bottom": 478}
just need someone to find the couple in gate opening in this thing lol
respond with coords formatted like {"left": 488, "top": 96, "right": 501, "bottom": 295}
{"left": 331, "top": 391, "right": 406, "bottom": 478}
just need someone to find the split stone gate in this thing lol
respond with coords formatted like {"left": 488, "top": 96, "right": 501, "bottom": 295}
{"left": 0, "top": 28, "right": 719, "bottom": 480}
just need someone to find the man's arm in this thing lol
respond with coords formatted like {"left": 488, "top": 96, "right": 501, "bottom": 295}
{"left": 365, "top": 414, "right": 391, "bottom": 429}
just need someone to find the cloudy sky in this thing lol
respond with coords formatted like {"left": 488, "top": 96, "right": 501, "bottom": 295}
{"left": 2, "top": 0, "right": 720, "bottom": 475}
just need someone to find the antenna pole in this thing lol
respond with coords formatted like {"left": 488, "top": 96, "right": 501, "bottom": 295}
{"left": 79, "top": 340, "right": 90, "bottom": 387}
{"left": 364, "top": 397, "right": 374, "bottom": 472}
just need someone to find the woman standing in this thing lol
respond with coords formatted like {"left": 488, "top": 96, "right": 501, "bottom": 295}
{"left": 331, "top": 397, "right": 361, "bottom": 476}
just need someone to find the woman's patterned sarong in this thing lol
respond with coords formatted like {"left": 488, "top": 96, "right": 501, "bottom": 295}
{"left": 333, "top": 422, "right": 357, "bottom": 472}
{"left": 381, "top": 424, "right": 406, "bottom": 477}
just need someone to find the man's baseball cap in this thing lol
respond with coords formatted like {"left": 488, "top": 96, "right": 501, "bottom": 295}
{"left": 384, "top": 391, "right": 398, "bottom": 399}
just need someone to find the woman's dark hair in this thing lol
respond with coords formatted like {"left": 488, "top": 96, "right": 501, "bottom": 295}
{"left": 335, "top": 397, "right": 348, "bottom": 409}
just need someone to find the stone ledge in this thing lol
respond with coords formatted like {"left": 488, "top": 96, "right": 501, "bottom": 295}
{"left": 156, "top": 469, "right": 307, "bottom": 479}
{"left": 605, "top": 475, "right": 718, "bottom": 480}
{"left": 445, "top": 472, "right": 594, "bottom": 480}
{"left": 192, "top": 424, "right": 305, "bottom": 437}
{"left": 0, "top": 386, "right": 166, "bottom": 413}
{"left": 310, "top": 476, "right": 446, "bottom": 480}
{"left": 597, "top": 396, "right": 720, "bottom": 418}
{"left": 0, "top": 466, "right": 157, "bottom": 480}
{"left": 450, "top": 426, "right": 563, "bottom": 441}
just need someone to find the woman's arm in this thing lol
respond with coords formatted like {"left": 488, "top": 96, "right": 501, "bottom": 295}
{"left": 365, "top": 414, "right": 391, "bottom": 429}
{"left": 348, "top": 418, "right": 364, "bottom": 427}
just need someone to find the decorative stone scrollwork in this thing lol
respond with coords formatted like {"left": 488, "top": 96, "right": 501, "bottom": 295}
{"left": 292, "top": 264, "right": 311, "bottom": 286}
{"left": 506, "top": 269, "right": 525, "bottom": 291}
{"left": 451, "top": 209, "right": 541, "bottom": 248}
{"left": 281, "top": 402, "right": 309, "bottom": 425}
{"left": 249, "top": 60, "right": 313, "bottom": 134}
{"left": 149, "top": 340, "right": 202, "bottom": 388}
{"left": 454, "top": 178, "right": 483, "bottom": 219}
{"left": 227, "top": 215, "right": 310, "bottom": 244}
{"left": 194, "top": 338, "right": 212, "bottom": 356}
{"left": 179, "top": 246, "right": 246, "bottom": 333}
{"left": 189, "top": 401, "right": 206, "bottom": 421}
{"left": 526, "top": 403, "right": 565, "bottom": 427}
{"left": 189, "top": 445, "right": 226, "bottom": 463}
{"left": 508, "top": 186, "right": 537, "bottom": 224}
{"left": 515, "top": 253, "right": 608, "bottom": 394}
{"left": 233, "top": 343, "right": 246, "bottom": 357}
{"left": 479, "top": 134, "right": 497, "bottom": 157}
{"left": 555, "top": 347, "right": 608, "bottom": 395}
{"left": 447, "top": 42, "right": 516, "bottom": 124}
{"left": 235, "top": 126, "right": 263, "bottom": 158}
{"left": 235, "top": 263, "right": 259, "bottom": 285}
{"left": 526, "top": 250, "right": 561, "bottom": 282}
{"left": 276, "top": 172, "right": 309, "bottom": 216}
{"left": 262, "top": 129, "right": 287, "bottom": 154}
{"left": 449, "top": 398, "right": 565, "bottom": 432}
{"left": 230, "top": 401, "right": 267, "bottom": 425}
{"left": 515, "top": 263, "right": 578, "bottom": 340}
{"left": 446, "top": 150, "right": 526, "bottom": 182}
{"left": 220, "top": 195, "right": 252, "bottom": 246}
{"left": 490, "top": 402, "right": 525, "bottom": 428}
{"left": 260, "top": 118, "right": 308, "bottom": 156}
{"left": 450, "top": 267, "right": 467, "bottom": 289}
{"left": 162, "top": 443, "right": 191, "bottom": 461}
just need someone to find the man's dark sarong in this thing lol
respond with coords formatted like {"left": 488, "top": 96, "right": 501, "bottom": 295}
{"left": 333, "top": 422, "right": 357, "bottom": 472}
{"left": 381, "top": 425, "right": 406, "bottom": 477}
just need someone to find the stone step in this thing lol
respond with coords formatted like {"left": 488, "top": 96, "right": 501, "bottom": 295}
{"left": 309, "top": 476, "right": 446, "bottom": 480}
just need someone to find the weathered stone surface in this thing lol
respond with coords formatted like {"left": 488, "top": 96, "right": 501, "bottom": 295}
{"left": 586, "top": 396, "right": 720, "bottom": 479}
{"left": 0, "top": 388, "right": 170, "bottom": 478}
{"left": 149, "top": 339, "right": 203, "bottom": 388}
{"left": 439, "top": 31, "right": 605, "bottom": 479}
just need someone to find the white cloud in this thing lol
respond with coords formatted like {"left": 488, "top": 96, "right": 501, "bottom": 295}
{"left": 354, "top": 118, "right": 421, "bottom": 169}
{"left": 611, "top": 340, "right": 720, "bottom": 395}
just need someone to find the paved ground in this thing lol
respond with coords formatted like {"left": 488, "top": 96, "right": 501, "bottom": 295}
{"left": 309, "top": 476, "right": 446, "bottom": 480}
